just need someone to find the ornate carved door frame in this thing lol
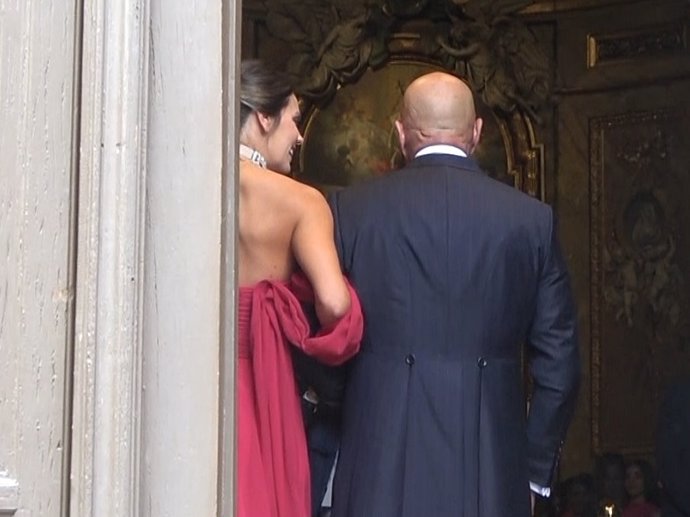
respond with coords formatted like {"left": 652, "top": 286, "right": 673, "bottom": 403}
{"left": 263, "top": 0, "right": 550, "bottom": 198}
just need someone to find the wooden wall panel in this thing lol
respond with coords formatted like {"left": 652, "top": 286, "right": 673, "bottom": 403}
{"left": 553, "top": 0, "right": 690, "bottom": 478}
{"left": 590, "top": 108, "right": 690, "bottom": 454}
{"left": 554, "top": 0, "right": 690, "bottom": 92}
{"left": 557, "top": 79, "right": 690, "bottom": 475}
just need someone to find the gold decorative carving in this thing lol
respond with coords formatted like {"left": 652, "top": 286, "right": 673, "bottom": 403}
{"left": 587, "top": 22, "right": 688, "bottom": 68}
{"left": 522, "top": 0, "right": 634, "bottom": 14}
{"left": 261, "top": 1, "right": 548, "bottom": 198}
{"left": 590, "top": 109, "right": 690, "bottom": 454}
{"left": 264, "top": 0, "right": 552, "bottom": 122}
{"left": 515, "top": 111, "right": 545, "bottom": 198}
{"left": 295, "top": 60, "right": 544, "bottom": 198}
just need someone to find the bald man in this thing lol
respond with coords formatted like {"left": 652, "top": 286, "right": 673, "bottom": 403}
{"left": 327, "top": 72, "right": 580, "bottom": 517}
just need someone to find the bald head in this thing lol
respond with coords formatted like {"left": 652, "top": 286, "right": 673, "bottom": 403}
{"left": 395, "top": 72, "right": 483, "bottom": 160}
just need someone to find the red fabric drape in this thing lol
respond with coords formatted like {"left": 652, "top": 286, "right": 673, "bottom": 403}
{"left": 239, "top": 274, "right": 362, "bottom": 517}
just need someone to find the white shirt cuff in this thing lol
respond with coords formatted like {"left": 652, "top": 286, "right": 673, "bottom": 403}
{"left": 530, "top": 481, "right": 550, "bottom": 498}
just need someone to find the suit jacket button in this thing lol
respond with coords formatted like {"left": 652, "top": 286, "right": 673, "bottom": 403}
{"left": 477, "top": 357, "right": 488, "bottom": 368}
{"left": 405, "top": 354, "right": 416, "bottom": 365}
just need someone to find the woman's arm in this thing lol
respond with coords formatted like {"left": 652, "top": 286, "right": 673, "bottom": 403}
{"left": 291, "top": 187, "right": 351, "bottom": 327}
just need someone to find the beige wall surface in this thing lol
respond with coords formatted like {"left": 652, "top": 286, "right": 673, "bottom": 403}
{"left": 2, "top": 0, "right": 240, "bottom": 515}
{"left": 0, "top": 0, "right": 78, "bottom": 515}
{"left": 70, "top": 0, "right": 238, "bottom": 515}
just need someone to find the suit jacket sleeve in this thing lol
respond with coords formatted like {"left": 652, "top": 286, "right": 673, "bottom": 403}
{"left": 526, "top": 208, "right": 581, "bottom": 488}
{"left": 327, "top": 190, "right": 347, "bottom": 271}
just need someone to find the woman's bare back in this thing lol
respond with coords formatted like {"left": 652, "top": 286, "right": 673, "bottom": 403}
{"left": 238, "top": 161, "right": 301, "bottom": 286}
{"left": 238, "top": 160, "right": 351, "bottom": 325}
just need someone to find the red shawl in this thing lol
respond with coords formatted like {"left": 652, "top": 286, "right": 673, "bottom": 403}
{"left": 242, "top": 274, "right": 362, "bottom": 517}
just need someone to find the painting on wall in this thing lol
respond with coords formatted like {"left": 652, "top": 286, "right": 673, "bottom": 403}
{"left": 295, "top": 61, "right": 511, "bottom": 192}
{"left": 591, "top": 108, "right": 690, "bottom": 454}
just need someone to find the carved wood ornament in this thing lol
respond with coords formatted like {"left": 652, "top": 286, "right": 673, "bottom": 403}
{"left": 590, "top": 108, "right": 690, "bottom": 454}
{"left": 263, "top": 0, "right": 550, "bottom": 197}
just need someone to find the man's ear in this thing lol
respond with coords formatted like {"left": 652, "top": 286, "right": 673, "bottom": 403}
{"left": 469, "top": 117, "right": 483, "bottom": 154}
{"left": 256, "top": 111, "right": 275, "bottom": 134}
{"left": 395, "top": 119, "right": 407, "bottom": 159}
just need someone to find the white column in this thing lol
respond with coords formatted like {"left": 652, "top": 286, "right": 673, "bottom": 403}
{"left": 219, "top": 1, "right": 242, "bottom": 514}
{"left": 0, "top": 0, "right": 78, "bottom": 515}
{"left": 140, "top": 0, "right": 228, "bottom": 514}
{"left": 71, "top": 0, "right": 151, "bottom": 516}
{"left": 71, "top": 0, "right": 240, "bottom": 515}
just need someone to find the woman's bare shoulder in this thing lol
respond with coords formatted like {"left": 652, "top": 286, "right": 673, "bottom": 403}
{"left": 241, "top": 161, "right": 326, "bottom": 210}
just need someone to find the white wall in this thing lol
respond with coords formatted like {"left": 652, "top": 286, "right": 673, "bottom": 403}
{"left": 140, "top": 0, "right": 223, "bottom": 513}
{"left": 0, "top": 0, "right": 78, "bottom": 515}
{"left": 1, "top": 0, "right": 240, "bottom": 515}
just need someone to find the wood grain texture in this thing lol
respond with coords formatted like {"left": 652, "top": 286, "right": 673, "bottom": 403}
{"left": 0, "top": 0, "right": 77, "bottom": 515}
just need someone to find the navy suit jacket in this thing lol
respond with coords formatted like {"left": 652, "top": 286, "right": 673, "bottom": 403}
{"left": 328, "top": 153, "right": 580, "bottom": 517}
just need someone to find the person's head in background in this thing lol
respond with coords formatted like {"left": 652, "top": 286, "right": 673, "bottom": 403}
{"left": 594, "top": 453, "right": 627, "bottom": 508}
{"left": 561, "top": 473, "right": 597, "bottom": 517}
{"left": 394, "top": 71, "right": 483, "bottom": 162}
{"left": 624, "top": 459, "right": 659, "bottom": 506}
{"left": 239, "top": 59, "right": 303, "bottom": 174}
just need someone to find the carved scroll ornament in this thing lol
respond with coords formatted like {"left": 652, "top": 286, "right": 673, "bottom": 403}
{"left": 264, "top": 0, "right": 551, "bottom": 122}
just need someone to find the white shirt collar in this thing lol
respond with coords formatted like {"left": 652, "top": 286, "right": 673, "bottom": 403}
{"left": 415, "top": 144, "right": 467, "bottom": 158}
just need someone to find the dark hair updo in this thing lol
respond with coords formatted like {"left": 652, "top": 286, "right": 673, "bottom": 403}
{"left": 240, "top": 60, "right": 295, "bottom": 128}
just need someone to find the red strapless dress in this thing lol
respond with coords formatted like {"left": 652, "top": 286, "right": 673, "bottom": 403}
{"left": 237, "top": 274, "right": 362, "bottom": 517}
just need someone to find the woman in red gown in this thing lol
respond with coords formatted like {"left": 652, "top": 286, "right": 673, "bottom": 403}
{"left": 237, "top": 59, "right": 363, "bottom": 517}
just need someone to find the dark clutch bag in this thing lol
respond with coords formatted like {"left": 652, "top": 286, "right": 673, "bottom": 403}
{"left": 291, "top": 303, "right": 350, "bottom": 426}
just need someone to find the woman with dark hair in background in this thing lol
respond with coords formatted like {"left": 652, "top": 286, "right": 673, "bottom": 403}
{"left": 622, "top": 459, "right": 660, "bottom": 517}
{"left": 236, "top": 59, "right": 363, "bottom": 517}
